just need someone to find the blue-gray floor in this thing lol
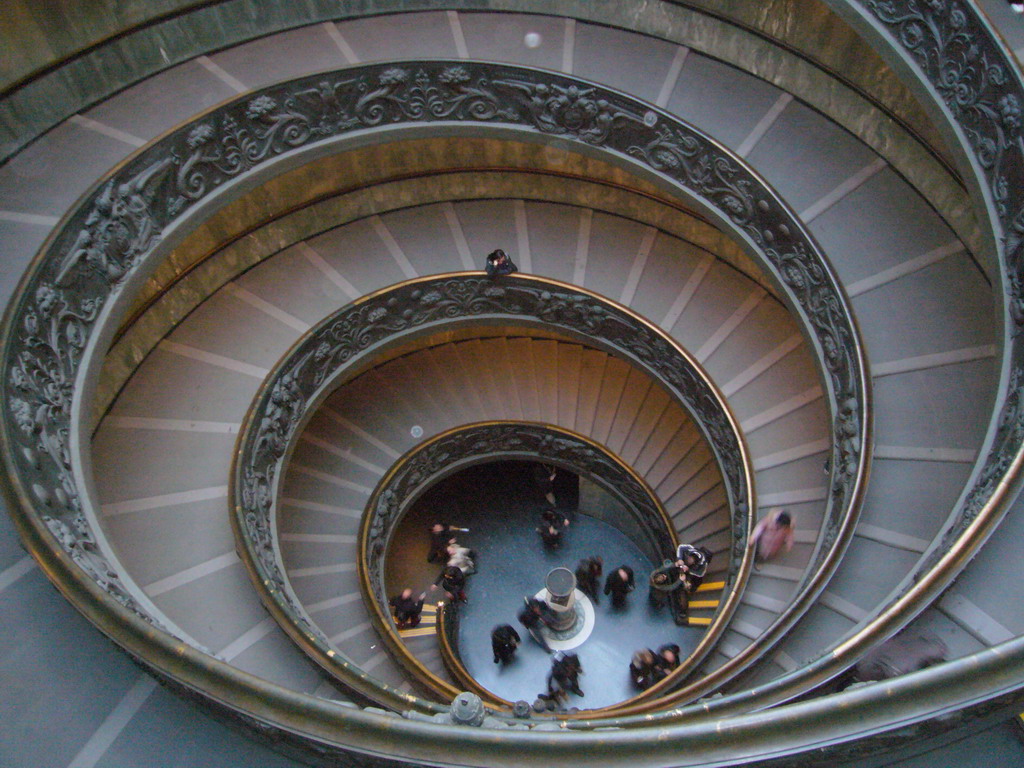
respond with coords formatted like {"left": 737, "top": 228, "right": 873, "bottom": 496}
{"left": 387, "top": 462, "right": 704, "bottom": 710}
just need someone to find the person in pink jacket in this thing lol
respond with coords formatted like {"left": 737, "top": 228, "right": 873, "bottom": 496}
{"left": 751, "top": 508, "right": 794, "bottom": 562}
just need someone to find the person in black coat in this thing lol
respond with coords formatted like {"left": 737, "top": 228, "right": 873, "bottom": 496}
{"left": 536, "top": 652, "right": 584, "bottom": 709}
{"left": 491, "top": 624, "right": 521, "bottom": 664}
{"left": 603, "top": 564, "right": 635, "bottom": 608}
{"left": 537, "top": 508, "right": 569, "bottom": 548}
{"left": 648, "top": 559, "right": 690, "bottom": 625}
{"left": 389, "top": 588, "right": 426, "bottom": 629}
{"left": 518, "top": 596, "right": 556, "bottom": 652}
{"left": 575, "top": 556, "right": 603, "bottom": 603}
{"left": 532, "top": 463, "right": 557, "bottom": 507}
{"left": 549, "top": 652, "right": 583, "bottom": 696}
{"left": 485, "top": 248, "right": 518, "bottom": 278}
{"left": 652, "top": 643, "right": 681, "bottom": 683}
{"left": 629, "top": 648, "right": 658, "bottom": 690}
{"left": 434, "top": 564, "right": 468, "bottom": 603}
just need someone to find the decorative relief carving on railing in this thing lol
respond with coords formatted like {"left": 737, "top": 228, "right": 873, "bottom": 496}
{"left": 359, "top": 422, "right": 677, "bottom": 705}
{"left": 2, "top": 60, "right": 859, "bottom": 714}
{"left": 229, "top": 277, "right": 749, "bottom": 708}
{"left": 859, "top": 0, "right": 1024, "bottom": 592}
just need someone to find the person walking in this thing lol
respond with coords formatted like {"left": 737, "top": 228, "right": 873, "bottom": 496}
{"left": 751, "top": 508, "right": 795, "bottom": 562}
{"left": 603, "top": 565, "right": 635, "bottom": 608}
{"left": 491, "top": 624, "right": 521, "bottom": 664}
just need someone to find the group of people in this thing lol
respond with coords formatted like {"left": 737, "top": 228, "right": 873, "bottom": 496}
{"left": 648, "top": 543, "right": 712, "bottom": 625}
{"left": 572, "top": 555, "right": 637, "bottom": 608}
{"left": 428, "top": 522, "right": 475, "bottom": 604}
{"left": 629, "top": 643, "right": 681, "bottom": 690}
{"left": 479, "top": 547, "right": 678, "bottom": 708}
{"left": 388, "top": 521, "right": 474, "bottom": 629}
{"left": 490, "top": 600, "right": 585, "bottom": 712}
{"left": 573, "top": 543, "right": 711, "bottom": 625}
{"left": 388, "top": 464, "right": 797, "bottom": 705}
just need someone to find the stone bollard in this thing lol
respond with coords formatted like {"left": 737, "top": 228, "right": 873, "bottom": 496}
{"left": 449, "top": 692, "right": 486, "bottom": 727}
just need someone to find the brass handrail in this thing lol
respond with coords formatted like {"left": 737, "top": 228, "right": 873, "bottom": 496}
{"left": 355, "top": 419, "right": 684, "bottom": 710}
{"left": 226, "top": 274, "right": 748, "bottom": 710}
{"left": 434, "top": 601, "right": 510, "bottom": 706}
{"left": 2, "top": 58, "right": 880, "bottom": 751}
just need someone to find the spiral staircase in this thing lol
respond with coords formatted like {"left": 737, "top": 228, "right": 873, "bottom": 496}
{"left": 3, "top": 2, "right": 1024, "bottom": 766}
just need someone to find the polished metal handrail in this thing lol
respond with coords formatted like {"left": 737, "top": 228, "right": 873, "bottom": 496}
{"left": 1, "top": 58, "right": 871, "bottom": 753}
{"left": 435, "top": 601, "right": 513, "bottom": 707}
{"left": 229, "top": 273, "right": 749, "bottom": 708}
{"left": 355, "top": 419, "right": 683, "bottom": 709}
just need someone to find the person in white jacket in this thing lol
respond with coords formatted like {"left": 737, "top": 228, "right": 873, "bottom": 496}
{"left": 446, "top": 541, "right": 476, "bottom": 574}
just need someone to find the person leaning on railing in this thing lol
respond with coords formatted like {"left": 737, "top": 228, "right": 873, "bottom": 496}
{"left": 484, "top": 248, "right": 518, "bottom": 278}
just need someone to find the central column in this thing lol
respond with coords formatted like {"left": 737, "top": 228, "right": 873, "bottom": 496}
{"left": 543, "top": 567, "right": 578, "bottom": 631}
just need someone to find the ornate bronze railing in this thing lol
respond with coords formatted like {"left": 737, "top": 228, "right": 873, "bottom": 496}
{"left": 2, "top": 57, "right": 878, "bottom": 752}
{"left": 356, "top": 420, "right": 680, "bottom": 707}
{"left": 229, "top": 272, "right": 749, "bottom": 707}
{"left": 0, "top": 1, "right": 972, "bottom": 259}
{"left": 2, "top": 56, "right": 864, "bottom": 678}
{"left": 561, "top": 0, "right": 1024, "bottom": 727}
{"left": 434, "top": 601, "right": 507, "bottom": 706}
{"left": 0, "top": 6, "right": 1015, "bottom": 767}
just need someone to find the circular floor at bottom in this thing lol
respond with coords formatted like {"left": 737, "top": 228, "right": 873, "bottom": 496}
{"left": 388, "top": 462, "right": 706, "bottom": 710}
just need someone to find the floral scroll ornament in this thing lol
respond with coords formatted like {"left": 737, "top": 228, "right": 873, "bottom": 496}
{"left": 866, "top": 1, "right": 1024, "bottom": 315}
{"left": 56, "top": 158, "right": 174, "bottom": 288}
{"left": 355, "top": 66, "right": 511, "bottom": 126}
{"left": 629, "top": 127, "right": 758, "bottom": 240}
{"left": 493, "top": 78, "right": 645, "bottom": 144}
{"left": 861, "top": 0, "right": 1024, "bottom": 582}
{"left": 9, "top": 286, "right": 100, "bottom": 514}
{"left": 176, "top": 95, "right": 311, "bottom": 202}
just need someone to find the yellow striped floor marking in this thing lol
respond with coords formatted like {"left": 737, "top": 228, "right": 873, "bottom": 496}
{"left": 421, "top": 604, "right": 438, "bottom": 613}
{"left": 688, "top": 617, "right": 712, "bottom": 626}
{"left": 696, "top": 581, "right": 725, "bottom": 592}
{"left": 688, "top": 600, "right": 719, "bottom": 609}
{"left": 399, "top": 626, "right": 437, "bottom": 638}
